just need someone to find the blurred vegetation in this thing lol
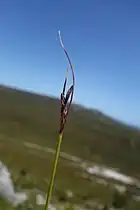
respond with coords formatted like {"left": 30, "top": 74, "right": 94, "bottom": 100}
{"left": 0, "top": 85, "right": 140, "bottom": 209}
{"left": 0, "top": 85, "right": 140, "bottom": 176}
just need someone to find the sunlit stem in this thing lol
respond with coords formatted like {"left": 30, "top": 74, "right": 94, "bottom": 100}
{"left": 44, "top": 133, "right": 63, "bottom": 210}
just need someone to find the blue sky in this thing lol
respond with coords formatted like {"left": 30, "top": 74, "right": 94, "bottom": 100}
{"left": 0, "top": 0, "right": 139, "bottom": 126}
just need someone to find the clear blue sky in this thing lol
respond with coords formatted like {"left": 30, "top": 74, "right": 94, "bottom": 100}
{"left": 0, "top": 0, "right": 139, "bottom": 126}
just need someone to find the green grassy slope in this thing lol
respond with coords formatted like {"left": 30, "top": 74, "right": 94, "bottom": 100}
{"left": 0, "top": 84, "right": 140, "bottom": 176}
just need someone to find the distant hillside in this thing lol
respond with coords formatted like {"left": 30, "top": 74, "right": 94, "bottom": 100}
{"left": 0, "top": 84, "right": 140, "bottom": 177}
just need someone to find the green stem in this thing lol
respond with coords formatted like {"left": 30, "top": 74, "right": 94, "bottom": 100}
{"left": 44, "top": 133, "right": 63, "bottom": 210}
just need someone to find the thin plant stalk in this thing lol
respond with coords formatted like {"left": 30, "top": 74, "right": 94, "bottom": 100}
{"left": 44, "top": 133, "right": 63, "bottom": 210}
{"left": 44, "top": 31, "right": 75, "bottom": 210}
